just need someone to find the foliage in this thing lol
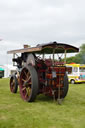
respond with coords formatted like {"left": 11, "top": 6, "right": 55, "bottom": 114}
{"left": 80, "top": 44, "right": 85, "bottom": 53}
{"left": 79, "top": 44, "right": 85, "bottom": 63}
{"left": 0, "top": 78, "right": 85, "bottom": 128}
{"left": 66, "top": 43, "right": 85, "bottom": 64}
{"left": 66, "top": 56, "right": 76, "bottom": 64}
{"left": 66, "top": 54, "right": 82, "bottom": 64}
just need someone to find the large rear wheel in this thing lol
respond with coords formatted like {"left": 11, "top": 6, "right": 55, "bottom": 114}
{"left": 19, "top": 65, "right": 38, "bottom": 102}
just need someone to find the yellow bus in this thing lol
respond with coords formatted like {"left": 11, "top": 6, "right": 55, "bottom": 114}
{"left": 66, "top": 63, "right": 85, "bottom": 84}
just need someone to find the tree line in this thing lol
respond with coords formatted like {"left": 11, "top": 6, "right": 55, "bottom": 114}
{"left": 66, "top": 44, "right": 85, "bottom": 64}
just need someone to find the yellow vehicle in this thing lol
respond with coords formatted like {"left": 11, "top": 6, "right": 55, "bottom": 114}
{"left": 66, "top": 63, "right": 85, "bottom": 84}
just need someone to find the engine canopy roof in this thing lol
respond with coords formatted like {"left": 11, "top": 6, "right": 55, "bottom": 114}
{"left": 7, "top": 41, "right": 79, "bottom": 54}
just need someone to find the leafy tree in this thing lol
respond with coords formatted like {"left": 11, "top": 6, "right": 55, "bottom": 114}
{"left": 66, "top": 56, "right": 76, "bottom": 64}
{"left": 66, "top": 43, "right": 85, "bottom": 64}
{"left": 80, "top": 44, "right": 85, "bottom": 53}
{"left": 79, "top": 44, "right": 85, "bottom": 63}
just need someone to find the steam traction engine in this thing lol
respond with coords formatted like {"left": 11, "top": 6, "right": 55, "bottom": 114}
{"left": 7, "top": 42, "right": 79, "bottom": 103}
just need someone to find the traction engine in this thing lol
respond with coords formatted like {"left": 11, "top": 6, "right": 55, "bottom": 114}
{"left": 7, "top": 42, "right": 79, "bottom": 104}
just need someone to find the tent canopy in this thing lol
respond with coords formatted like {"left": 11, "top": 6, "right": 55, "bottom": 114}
{"left": 0, "top": 67, "right": 4, "bottom": 71}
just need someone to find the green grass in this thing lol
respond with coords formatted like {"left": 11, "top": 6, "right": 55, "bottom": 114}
{"left": 0, "top": 78, "right": 85, "bottom": 128}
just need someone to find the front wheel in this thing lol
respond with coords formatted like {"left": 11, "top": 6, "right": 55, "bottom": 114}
{"left": 19, "top": 65, "right": 38, "bottom": 102}
{"left": 10, "top": 75, "right": 18, "bottom": 93}
{"left": 71, "top": 79, "right": 75, "bottom": 84}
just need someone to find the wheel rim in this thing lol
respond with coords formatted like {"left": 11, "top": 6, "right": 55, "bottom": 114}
{"left": 10, "top": 77, "right": 15, "bottom": 92}
{"left": 71, "top": 80, "right": 75, "bottom": 84}
{"left": 20, "top": 67, "right": 32, "bottom": 100}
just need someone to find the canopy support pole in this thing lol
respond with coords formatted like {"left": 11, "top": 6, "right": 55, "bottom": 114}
{"left": 53, "top": 49, "right": 55, "bottom": 66}
{"left": 43, "top": 53, "right": 44, "bottom": 60}
{"left": 64, "top": 50, "right": 67, "bottom": 64}
{"left": 13, "top": 53, "right": 15, "bottom": 66}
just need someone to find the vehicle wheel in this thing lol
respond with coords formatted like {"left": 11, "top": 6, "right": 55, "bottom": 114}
{"left": 19, "top": 65, "right": 38, "bottom": 102}
{"left": 71, "top": 79, "right": 75, "bottom": 84}
{"left": 62, "top": 73, "right": 69, "bottom": 98}
{"left": 10, "top": 75, "right": 18, "bottom": 93}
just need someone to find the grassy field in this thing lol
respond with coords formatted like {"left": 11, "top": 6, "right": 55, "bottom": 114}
{"left": 0, "top": 78, "right": 85, "bottom": 128}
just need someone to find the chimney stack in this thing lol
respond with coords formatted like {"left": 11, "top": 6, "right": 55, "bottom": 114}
{"left": 23, "top": 45, "right": 30, "bottom": 48}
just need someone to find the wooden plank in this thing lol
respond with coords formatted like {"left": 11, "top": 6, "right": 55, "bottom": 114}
{"left": 7, "top": 47, "right": 42, "bottom": 54}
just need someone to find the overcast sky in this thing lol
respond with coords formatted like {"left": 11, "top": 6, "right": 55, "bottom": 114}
{"left": 0, "top": 0, "right": 85, "bottom": 65}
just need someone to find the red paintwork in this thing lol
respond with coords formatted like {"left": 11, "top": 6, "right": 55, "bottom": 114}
{"left": 36, "top": 59, "right": 66, "bottom": 96}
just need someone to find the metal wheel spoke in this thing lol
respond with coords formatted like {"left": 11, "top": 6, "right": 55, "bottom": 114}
{"left": 27, "top": 76, "right": 31, "bottom": 82}
{"left": 23, "top": 82, "right": 26, "bottom": 87}
{"left": 11, "top": 82, "right": 14, "bottom": 86}
{"left": 24, "top": 70, "right": 30, "bottom": 79}
{"left": 22, "top": 78, "right": 27, "bottom": 82}
{"left": 27, "top": 87, "right": 31, "bottom": 96}
{"left": 25, "top": 88, "right": 29, "bottom": 98}
{"left": 26, "top": 72, "right": 30, "bottom": 79}
{"left": 28, "top": 82, "right": 32, "bottom": 85}
{"left": 13, "top": 85, "right": 15, "bottom": 89}
{"left": 25, "top": 92, "right": 28, "bottom": 98}
{"left": 22, "top": 87, "right": 26, "bottom": 91}
{"left": 23, "top": 71, "right": 27, "bottom": 77}
{"left": 11, "top": 80, "right": 15, "bottom": 87}
{"left": 11, "top": 80, "right": 15, "bottom": 86}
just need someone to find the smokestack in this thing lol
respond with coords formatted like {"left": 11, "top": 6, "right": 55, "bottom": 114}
{"left": 23, "top": 45, "right": 30, "bottom": 48}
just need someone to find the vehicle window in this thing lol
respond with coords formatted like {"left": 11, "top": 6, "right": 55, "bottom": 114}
{"left": 79, "top": 67, "right": 85, "bottom": 72}
{"left": 73, "top": 67, "right": 78, "bottom": 72}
